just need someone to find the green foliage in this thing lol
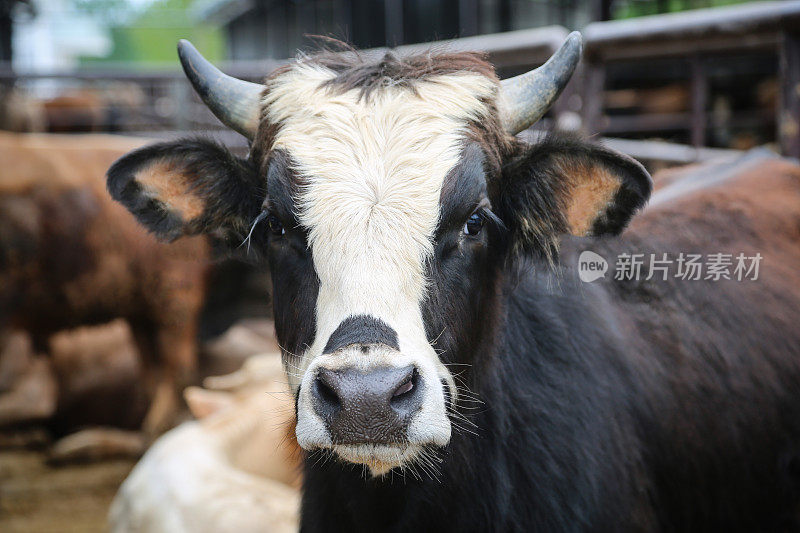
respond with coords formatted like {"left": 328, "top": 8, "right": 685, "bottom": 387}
{"left": 73, "top": 0, "right": 132, "bottom": 21}
{"left": 79, "top": 0, "right": 225, "bottom": 66}
{"left": 613, "top": 0, "right": 770, "bottom": 19}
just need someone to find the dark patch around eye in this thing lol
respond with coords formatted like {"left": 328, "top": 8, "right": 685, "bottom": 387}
{"left": 263, "top": 149, "right": 318, "bottom": 369}
{"left": 266, "top": 150, "right": 300, "bottom": 226}
{"left": 437, "top": 143, "right": 489, "bottom": 237}
{"left": 266, "top": 214, "right": 285, "bottom": 236}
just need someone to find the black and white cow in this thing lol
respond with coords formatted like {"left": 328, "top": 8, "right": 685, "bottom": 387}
{"left": 107, "top": 34, "right": 800, "bottom": 531}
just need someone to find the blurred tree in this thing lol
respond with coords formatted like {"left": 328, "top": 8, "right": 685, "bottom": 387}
{"left": 78, "top": 0, "right": 224, "bottom": 66}
{"left": 74, "top": 0, "right": 135, "bottom": 25}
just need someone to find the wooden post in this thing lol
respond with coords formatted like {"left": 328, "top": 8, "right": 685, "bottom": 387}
{"left": 582, "top": 62, "right": 606, "bottom": 136}
{"left": 553, "top": 64, "right": 581, "bottom": 131}
{"left": 172, "top": 79, "right": 190, "bottom": 132}
{"left": 384, "top": 0, "right": 404, "bottom": 46}
{"left": 601, "top": 0, "right": 613, "bottom": 21}
{"left": 333, "top": 0, "right": 353, "bottom": 41}
{"left": 459, "top": 0, "right": 479, "bottom": 37}
{"left": 0, "top": 11, "right": 12, "bottom": 63}
{"left": 498, "top": 0, "right": 511, "bottom": 32}
{"left": 779, "top": 31, "right": 800, "bottom": 159}
{"left": 690, "top": 55, "right": 708, "bottom": 148}
{"left": 592, "top": 0, "right": 613, "bottom": 22}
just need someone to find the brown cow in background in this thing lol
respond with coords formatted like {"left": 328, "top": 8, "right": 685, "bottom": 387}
{"left": 0, "top": 85, "right": 146, "bottom": 134}
{"left": 0, "top": 131, "right": 210, "bottom": 437}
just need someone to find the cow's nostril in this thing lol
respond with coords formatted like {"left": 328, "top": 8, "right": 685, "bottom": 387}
{"left": 391, "top": 367, "right": 418, "bottom": 399}
{"left": 393, "top": 379, "right": 413, "bottom": 397}
{"left": 390, "top": 368, "right": 422, "bottom": 414}
{"left": 313, "top": 374, "right": 341, "bottom": 410}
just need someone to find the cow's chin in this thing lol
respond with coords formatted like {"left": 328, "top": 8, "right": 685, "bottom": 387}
{"left": 332, "top": 443, "right": 423, "bottom": 476}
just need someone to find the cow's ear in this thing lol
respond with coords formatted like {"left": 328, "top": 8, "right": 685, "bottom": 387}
{"left": 497, "top": 135, "right": 652, "bottom": 257}
{"left": 107, "top": 138, "right": 263, "bottom": 242}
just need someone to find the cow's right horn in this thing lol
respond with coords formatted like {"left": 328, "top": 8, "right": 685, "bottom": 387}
{"left": 499, "top": 32, "right": 583, "bottom": 135}
{"left": 177, "top": 40, "right": 263, "bottom": 139}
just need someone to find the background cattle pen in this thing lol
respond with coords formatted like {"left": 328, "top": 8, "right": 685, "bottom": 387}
{"left": 2, "top": 2, "right": 799, "bottom": 160}
{"left": 0, "top": 0, "right": 799, "bottom": 531}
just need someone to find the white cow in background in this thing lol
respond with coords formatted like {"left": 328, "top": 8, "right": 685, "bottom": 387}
{"left": 109, "top": 353, "right": 301, "bottom": 533}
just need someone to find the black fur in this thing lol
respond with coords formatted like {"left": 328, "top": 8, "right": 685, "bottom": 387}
{"left": 323, "top": 315, "right": 400, "bottom": 354}
{"left": 302, "top": 274, "right": 648, "bottom": 533}
{"left": 298, "top": 141, "right": 800, "bottom": 532}
{"left": 264, "top": 151, "right": 320, "bottom": 368}
{"left": 295, "top": 137, "right": 654, "bottom": 532}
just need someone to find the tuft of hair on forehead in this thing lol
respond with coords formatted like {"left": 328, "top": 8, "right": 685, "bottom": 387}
{"left": 305, "top": 46, "right": 499, "bottom": 102}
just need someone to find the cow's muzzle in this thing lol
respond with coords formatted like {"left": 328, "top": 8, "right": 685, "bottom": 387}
{"left": 312, "top": 364, "right": 424, "bottom": 444}
{"left": 294, "top": 343, "right": 453, "bottom": 475}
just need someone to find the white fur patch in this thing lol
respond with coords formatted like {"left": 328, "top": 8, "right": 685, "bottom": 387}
{"left": 263, "top": 61, "right": 496, "bottom": 469}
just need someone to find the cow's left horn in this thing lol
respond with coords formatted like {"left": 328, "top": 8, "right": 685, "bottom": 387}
{"left": 177, "top": 39, "right": 262, "bottom": 139}
{"left": 499, "top": 32, "right": 583, "bottom": 134}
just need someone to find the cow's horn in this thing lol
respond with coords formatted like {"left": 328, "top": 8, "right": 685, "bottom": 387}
{"left": 177, "top": 39, "right": 262, "bottom": 139}
{"left": 499, "top": 32, "right": 583, "bottom": 134}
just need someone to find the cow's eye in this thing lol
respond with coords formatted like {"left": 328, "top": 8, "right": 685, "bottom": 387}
{"left": 463, "top": 211, "right": 484, "bottom": 236}
{"left": 267, "top": 214, "right": 285, "bottom": 236}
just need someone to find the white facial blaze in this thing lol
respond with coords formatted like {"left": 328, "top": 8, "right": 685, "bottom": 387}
{"left": 264, "top": 61, "right": 496, "bottom": 463}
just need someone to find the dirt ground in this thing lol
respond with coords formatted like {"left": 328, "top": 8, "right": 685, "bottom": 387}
{"left": 0, "top": 445, "right": 135, "bottom": 532}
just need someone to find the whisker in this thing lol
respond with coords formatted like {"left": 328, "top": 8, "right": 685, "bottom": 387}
{"left": 429, "top": 327, "right": 447, "bottom": 346}
{"left": 239, "top": 210, "right": 267, "bottom": 254}
{"left": 278, "top": 343, "right": 304, "bottom": 360}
